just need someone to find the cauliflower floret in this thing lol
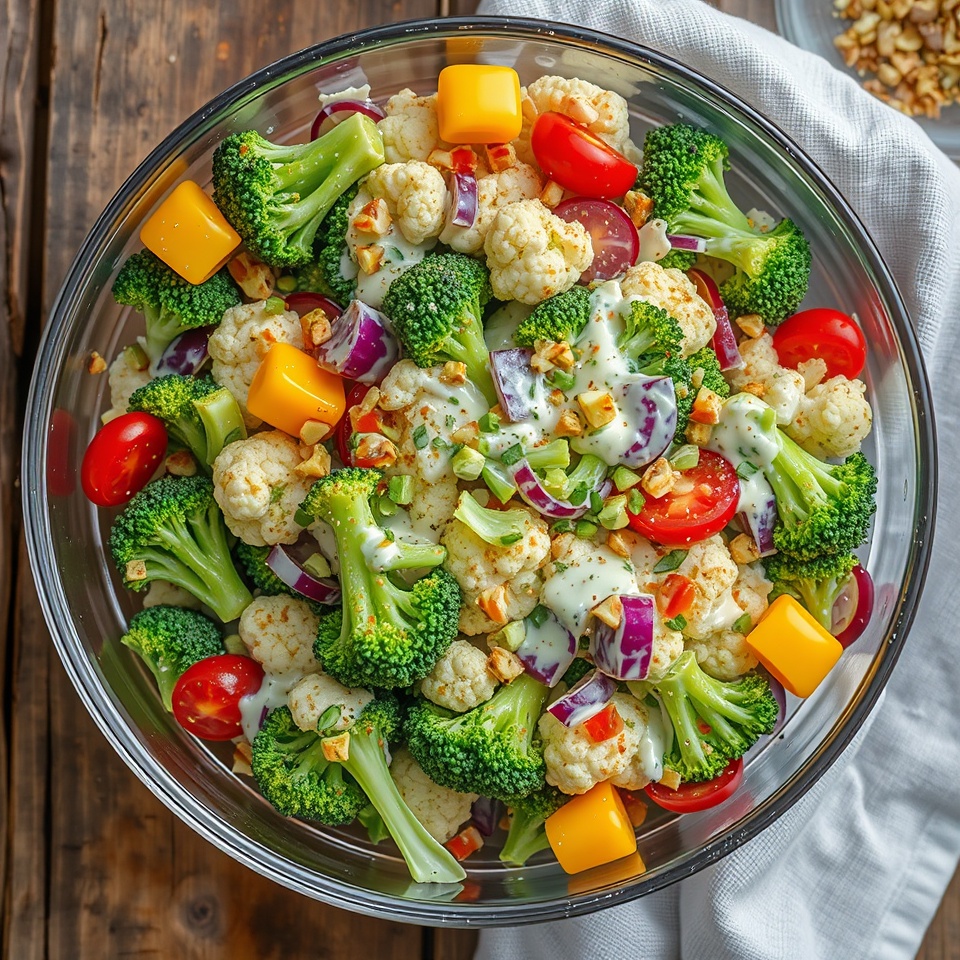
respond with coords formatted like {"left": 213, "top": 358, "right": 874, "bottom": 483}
{"left": 732, "top": 561, "right": 774, "bottom": 627}
{"left": 672, "top": 536, "right": 741, "bottom": 638}
{"left": 390, "top": 748, "right": 478, "bottom": 842}
{"left": 457, "top": 569, "right": 543, "bottom": 637}
{"left": 363, "top": 161, "right": 447, "bottom": 245}
{"left": 378, "top": 89, "right": 447, "bottom": 163}
{"left": 212, "top": 430, "right": 314, "bottom": 547}
{"left": 239, "top": 595, "right": 321, "bottom": 680}
{"left": 540, "top": 693, "right": 653, "bottom": 795}
{"left": 419, "top": 638, "right": 498, "bottom": 712}
{"left": 620, "top": 261, "right": 716, "bottom": 356}
{"left": 440, "top": 163, "right": 543, "bottom": 255}
{"left": 287, "top": 671, "right": 374, "bottom": 732}
{"left": 105, "top": 350, "right": 151, "bottom": 419}
{"left": 141, "top": 580, "right": 202, "bottom": 610}
{"left": 685, "top": 629, "right": 758, "bottom": 681}
{"left": 785, "top": 375, "right": 873, "bottom": 458}
{"left": 483, "top": 199, "right": 593, "bottom": 305}
{"left": 208, "top": 302, "right": 304, "bottom": 428}
{"left": 725, "top": 333, "right": 806, "bottom": 425}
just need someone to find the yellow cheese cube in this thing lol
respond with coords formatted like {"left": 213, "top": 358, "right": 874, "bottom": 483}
{"left": 746, "top": 594, "right": 843, "bottom": 698}
{"left": 247, "top": 342, "right": 346, "bottom": 440}
{"left": 436, "top": 65, "right": 522, "bottom": 144}
{"left": 139, "top": 180, "right": 240, "bottom": 284}
{"left": 545, "top": 780, "right": 637, "bottom": 875}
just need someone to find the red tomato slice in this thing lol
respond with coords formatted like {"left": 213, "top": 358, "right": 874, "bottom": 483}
{"left": 80, "top": 411, "right": 168, "bottom": 507}
{"left": 553, "top": 197, "right": 640, "bottom": 283}
{"left": 582, "top": 702, "right": 624, "bottom": 743}
{"left": 657, "top": 573, "right": 697, "bottom": 619}
{"left": 772, "top": 308, "right": 867, "bottom": 380}
{"left": 644, "top": 757, "right": 744, "bottom": 814}
{"left": 627, "top": 450, "right": 740, "bottom": 547}
{"left": 171, "top": 654, "right": 265, "bottom": 741}
{"left": 530, "top": 112, "right": 637, "bottom": 200}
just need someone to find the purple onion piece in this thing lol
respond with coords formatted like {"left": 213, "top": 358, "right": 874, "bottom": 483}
{"left": 490, "top": 348, "right": 536, "bottom": 422}
{"left": 265, "top": 544, "right": 342, "bottom": 605}
{"left": 711, "top": 301, "right": 744, "bottom": 371}
{"left": 311, "top": 99, "right": 387, "bottom": 139}
{"left": 155, "top": 325, "right": 216, "bottom": 376}
{"left": 451, "top": 172, "right": 479, "bottom": 227}
{"left": 738, "top": 488, "right": 778, "bottom": 557}
{"left": 618, "top": 377, "right": 677, "bottom": 470}
{"left": 470, "top": 796, "right": 503, "bottom": 837}
{"left": 512, "top": 460, "right": 592, "bottom": 520}
{"left": 546, "top": 669, "right": 617, "bottom": 727}
{"left": 665, "top": 233, "right": 706, "bottom": 253}
{"left": 314, "top": 299, "right": 399, "bottom": 385}
{"left": 589, "top": 594, "right": 656, "bottom": 682}
{"left": 515, "top": 611, "right": 577, "bottom": 687}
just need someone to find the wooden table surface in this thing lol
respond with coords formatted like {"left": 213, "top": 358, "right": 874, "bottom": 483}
{"left": 3, "top": 0, "right": 957, "bottom": 956}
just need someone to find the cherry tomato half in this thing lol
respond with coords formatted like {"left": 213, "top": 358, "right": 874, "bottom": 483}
{"left": 80, "top": 411, "right": 167, "bottom": 507}
{"left": 553, "top": 197, "right": 640, "bottom": 283}
{"left": 171, "top": 654, "right": 265, "bottom": 741}
{"left": 644, "top": 757, "right": 744, "bottom": 814}
{"left": 627, "top": 450, "right": 740, "bottom": 547}
{"left": 773, "top": 308, "right": 867, "bottom": 380}
{"left": 530, "top": 112, "right": 638, "bottom": 200}
{"left": 581, "top": 702, "right": 624, "bottom": 743}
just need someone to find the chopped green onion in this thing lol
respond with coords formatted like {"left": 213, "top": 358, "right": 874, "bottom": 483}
{"left": 598, "top": 494, "right": 629, "bottom": 530}
{"left": 528, "top": 605, "right": 549, "bottom": 628}
{"left": 500, "top": 443, "right": 524, "bottom": 466}
{"left": 612, "top": 466, "right": 642, "bottom": 492}
{"left": 665, "top": 614, "right": 687, "bottom": 631}
{"left": 654, "top": 549, "right": 688, "bottom": 573}
{"left": 627, "top": 487, "right": 645, "bottom": 515}
{"left": 123, "top": 342, "right": 150, "bottom": 372}
{"left": 387, "top": 474, "right": 414, "bottom": 505}
{"left": 575, "top": 519, "right": 598, "bottom": 539}
{"left": 481, "top": 459, "right": 518, "bottom": 503}
{"left": 412, "top": 424, "right": 429, "bottom": 449}
{"left": 479, "top": 412, "right": 501, "bottom": 433}
{"left": 551, "top": 519, "right": 573, "bottom": 534}
{"left": 669, "top": 444, "right": 700, "bottom": 471}
{"left": 264, "top": 295, "right": 287, "bottom": 315}
{"left": 736, "top": 460, "right": 759, "bottom": 479}
{"left": 548, "top": 369, "right": 576, "bottom": 392}
{"left": 733, "top": 612, "right": 753, "bottom": 634}
{"left": 490, "top": 620, "right": 526, "bottom": 652}
{"left": 377, "top": 494, "right": 398, "bottom": 517}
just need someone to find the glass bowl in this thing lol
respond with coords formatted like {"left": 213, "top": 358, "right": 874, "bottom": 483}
{"left": 21, "top": 17, "right": 936, "bottom": 926}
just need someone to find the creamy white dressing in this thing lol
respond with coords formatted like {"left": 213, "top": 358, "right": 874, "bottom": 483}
{"left": 693, "top": 590, "right": 746, "bottom": 635}
{"left": 484, "top": 300, "right": 534, "bottom": 352}
{"left": 636, "top": 218, "right": 672, "bottom": 263}
{"left": 359, "top": 523, "right": 402, "bottom": 571}
{"left": 239, "top": 674, "right": 295, "bottom": 744}
{"left": 636, "top": 702, "right": 667, "bottom": 783}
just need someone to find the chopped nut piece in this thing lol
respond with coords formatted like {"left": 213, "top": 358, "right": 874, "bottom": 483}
{"left": 685, "top": 421, "right": 714, "bottom": 446}
{"left": 165, "top": 450, "right": 197, "bottom": 477}
{"left": 356, "top": 244, "right": 384, "bottom": 274}
{"left": 299, "top": 419, "right": 330, "bottom": 446}
{"left": 690, "top": 387, "right": 724, "bottom": 425}
{"left": 300, "top": 308, "right": 333, "bottom": 348}
{"left": 591, "top": 594, "right": 623, "bottom": 629}
{"left": 551, "top": 531, "right": 576, "bottom": 560}
{"left": 577, "top": 390, "right": 617, "bottom": 429}
{"left": 232, "top": 741, "right": 253, "bottom": 776}
{"left": 352, "top": 197, "right": 392, "bottom": 236}
{"left": 485, "top": 142, "right": 517, "bottom": 172}
{"left": 477, "top": 584, "right": 510, "bottom": 625}
{"left": 440, "top": 360, "right": 468, "bottom": 385}
{"left": 548, "top": 388, "right": 565, "bottom": 407}
{"left": 125, "top": 559, "right": 148, "bottom": 582}
{"left": 86, "top": 351, "right": 107, "bottom": 375}
{"left": 228, "top": 251, "right": 276, "bottom": 300}
{"left": 659, "top": 768, "right": 682, "bottom": 791}
{"left": 521, "top": 93, "right": 539, "bottom": 123}
{"left": 322, "top": 732, "right": 351, "bottom": 762}
{"left": 555, "top": 408, "right": 585, "bottom": 437}
{"left": 451, "top": 421, "right": 480, "bottom": 446}
{"left": 740, "top": 381, "right": 767, "bottom": 399}
{"left": 486, "top": 646, "right": 525, "bottom": 684}
{"left": 798, "top": 357, "right": 829, "bottom": 391}
{"left": 623, "top": 189, "right": 655, "bottom": 228}
{"left": 561, "top": 95, "right": 599, "bottom": 125}
{"left": 539, "top": 179, "right": 565, "bottom": 209}
{"left": 735, "top": 313, "right": 766, "bottom": 339}
{"left": 353, "top": 434, "right": 398, "bottom": 469}
{"left": 729, "top": 533, "right": 762, "bottom": 564}
{"left": 605, "top": 530, "right": 633, "bottom": 559}
{"left": 641, "top": 457, "right": 679, "bottom": 499}
{"left": 295, "top": 443, "right": 332, "bottom": 479}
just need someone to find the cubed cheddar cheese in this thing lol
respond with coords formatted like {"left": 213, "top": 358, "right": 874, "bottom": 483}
{"left": 436, "top": 65, "right": 522, "bottom": 144}
{"left": 139, "top": 180, "right": 241, "bottom": 284}
{"left": 544, "top": 780, "right": 637, "bottom": 875}
{"left": 745, "top": 594, "right": 843, "bottom": 698}
{"left": 247, "top": 342, "right": 346, "bottom": 440}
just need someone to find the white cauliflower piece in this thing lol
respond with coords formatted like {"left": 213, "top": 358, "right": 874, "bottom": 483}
{"left": 732, "top": 561, "right": 774, "bottom": 627}
{"left": 540, "top": 693, "right": 653, "bottom": 795}
{"left": 378, "top": 89, "right": 447, "bottom": 163}
{"left": 141, "top": 580, "right": 202, "bottom": 610}
{"left": 105, "top": 350, "right": 151, "bottom": 419}
{"left": 483, "top": 199, "right": 593, "bottom": 305}
{"left": 390, "top": 748, "right": 477, "bottom": 842}
{"left": 686, "top": 629, "right": 758, "bottom": 681}
{"left": 672, "top": 536, "right": 742, "bottom": 641}
{"left": 363, "top": 161, "right": 447, "bottom": 245}
{"left": 212, "top": 430, "right": 314, "bottom": 547}
{"left": 440, "top": 163, "right": 543, "bottom": 255}
{"left": 620, "top": 261, "right": 717, "bottom": 356}
{"left": 419, "top": 639, "right": 498, "bottom": 712}
{"left": 457, "top": 570, "right": 543, "bottom": 637}
{"left": 239, "top": 595, "right": 321, "bottom": 679}
{"left": 725, "top": 333, "right": 806, "bottom": 425}
{"left": 785, "top": 375, "right": 873, "bottom": 458}
{"left": 208, "top": 302, "right": 304, "bottom": 428}
{"left": 287, "top": 671, "right": 374, "bottom": 732}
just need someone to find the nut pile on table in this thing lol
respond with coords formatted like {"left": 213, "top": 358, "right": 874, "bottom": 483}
{"left": 833, "top": 0, "right": 960, "bottom": 118}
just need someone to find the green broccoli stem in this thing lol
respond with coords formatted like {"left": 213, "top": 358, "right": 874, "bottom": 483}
{"left": 142, "top": 305, "right": 184, "bottom": 361}
{"left": 341, "top": 729, "right": 466, "bottom": 883}
{"left": 524, "top": 439, "right": 570, "bottom": 471}
{"left": 680, "top": 158, "right": 753, "bottom": 234}
{"left": 194, "top": 388, "right": 247, "bottom": 466}
{"left": 791, "top": 573, "right": 853, "bottom": 631}
{"left": 767, "top": 430, "right": 845, "bottom": 528}
{"left": 442, "top": 321, "right": 496, "bottom": 405}
{"left": 479, "top": 673, "right": 549, "bottom": 739}
{"left": 499, "top": 806, "right": 551, "bottom": 867}
{"left": 378, "top": 540, "right": 447, "bottom": 571}
{"left": 453, "top": 491, "right": 530, "bottom": 545}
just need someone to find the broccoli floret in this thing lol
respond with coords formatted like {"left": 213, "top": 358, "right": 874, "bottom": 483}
{"left": 641, "top": 124, "right": 810, "bottom": 324}
{"left": 324, "top": 696, "right": 466, "bottom": 883}
{"left": 211, "top": 114, "right": 384, "bottom": 268}
{"left": 404, "top": 672, "right": 550, "bottom": 802}
{"left": 686, "top": 345, "right": 730, "bottom": 399}
{"left": 291, "top": 184, "right": 359, "bottom": 305}
{"left": 251, "top": 706, "right": 366, "bottom": 824}
{"left": 234, "top": 541, "right": 293, "bottom": 596}
{"left": 617, "top": 299, "right": 685, "bottom": 371}
{"left": 513, "top": 285, "right": 593, "bottom": 347}
{"left": 653, "top": 651, "right": 778, "bottom": 783}
{"left": 764, "top": 551, "right": 858, "bottom": 632}
{"left": 112, "top": 250, "right": 240, "bottom": 361}
{"left": 559, "top": 656, "right": 594, "bottom": 688}
{"left": 127, "top": 373, "right": 246, "bottom": 468}
{"left": 657, "top": 248, "right": 698, "bottom": 271}
{"left": 300, "top": 467, "right": 459, "bottom": 689}
{"left": 120, "top": 605, "right": 224, "bottom": 710}
{"left": 109, "top": 475, "right": 253, "bottom": 622}
{"left": 382, "top": 252, "right": 496, "bottom": 403}
{"left": 499, "top": 784, "right": 568, "bottom": 867}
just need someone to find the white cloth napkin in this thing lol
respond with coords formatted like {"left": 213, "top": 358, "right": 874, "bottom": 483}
{"left": 472, "top": 2, "right": 960, "bottom": 958}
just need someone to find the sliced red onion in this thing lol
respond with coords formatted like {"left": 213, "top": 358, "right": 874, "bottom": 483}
{"left": 516, "top": 611, "right": 577, "bottom": 687}
{"left": 512, "top": 459, "right": 610, "bottom": 520}
{"left": 666, "top": 234, "right": 707, "bottom": 253}
{"left": 689, "top": 268, "right": 744, "bottom": 371}
{"left": 311, "top": 99, "right": 386, "bottom": 140}
{"left": 834, "top": 563, "right": 874, "bottom": 648}
{"left": 266, "top": 544, "right": 341, "bottom": 605}
{"left": 284, "top": 292, "right": 343, "bottom": 320}
{"left": 155, "top": 325, "right": 216, "bottom": 376}
{"left": 314, "top": 299, "right": 399, "bottom": 384}
{"left": 451, "top": 172, "right": 479, "bottom": 228}
{"left": 589, "top": 594, "right": 656, "bottom": 681}
{"left": 490, "top": 348, "right": 536, "bottom": 423}
{"left": 553, "top": 197, "right": 640, "bottom": 282}
{"left": 546, "top": 669, "right": 616, "bottom": 727}
{"left": 470, "top": 796, "right": 503, "bottom": 837}
{"left": 737, "top": 487, "right": 778, "bottom": 557}
{"left": 618, "top": 377, "right": 677, "bottom": 469}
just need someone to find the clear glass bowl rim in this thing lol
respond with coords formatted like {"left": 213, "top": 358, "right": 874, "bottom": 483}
{"left": 21, "top": 15, "right": 938, "bottom": 926}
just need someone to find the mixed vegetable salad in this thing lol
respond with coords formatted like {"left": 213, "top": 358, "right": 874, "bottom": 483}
{"left": 80, "top": 64, "right": 878, "bottom": 885}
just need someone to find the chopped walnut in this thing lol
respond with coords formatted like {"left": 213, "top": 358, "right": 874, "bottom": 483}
{"left": 451, "top": 421, "right": 480, "bottom": 446}
{"left": 356, "top": 244, "right": 384, "bottom": 274}
{"left": 690, "top": 387, "right": 724, "bottom": 425}
{"left": 486, "top": 646, "right": 525, "bottom": 684}
{"left": 641, "top": 457, "right": 679, "bottom": 499}
{"left": 232, "top": 741, "right": 253, "bottom": 776}
{"left": 354, "top": 434, "right": 398, "bottom": 469}
{"left": 477, "top": 584, "right": 510, "bottom": 624}
{"left": 166, "top": 450, "right": 197, "bottom": 477}
{"left": 295, "top": 443, "right": 332, "bottom": 479}
{"left": 728, "top": 533, "right": 762, "bottom": 564}
{"left": 125, "top": 559, "right": 148, "bottom": 582}
{"left": 591, "top": 594, "right": 623, "bottom": 629}
{"left": 300, "top": 308, "right": 332, "bottom": 348}
{"left": 685, "top": 421, "right": 714, "bottom": 446}
{"left": 440, "top": 360, "right": 467, "bottom": 385}
{"left": 605, "top": 530, "right": 633, "bottom": 559}
{"left": 531, "top": 338, "right": 575, "bottom": 373}
{"left": 86, "top": 351, "right": 107, "bottom": 375}
{"left": 735, "top": 313, "right": 766, "bottom": 339}
{"left": 322, "top": 733, "right": 351, "bottom": 762}
{"left": 299, "top": 419, "right": 330, "bottom": 446}
{"left": 228, "top": 251, "right": 275, "bottom": 300}
{"left": 623, "top": 190, "right": 655, "bottom": 229}
{"left": 555, "top": 408, "right": 585, "bottom": 437}
{"left": 352, "top": 197, "right": 392, "bottom": 236}
{"left": 539, "top": 179, "right": 566, "bottom": 209}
